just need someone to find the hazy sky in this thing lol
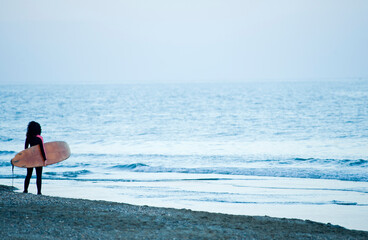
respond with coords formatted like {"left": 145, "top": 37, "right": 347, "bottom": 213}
{"left": 0, "top": 0, "right": 367, "bottom": 84}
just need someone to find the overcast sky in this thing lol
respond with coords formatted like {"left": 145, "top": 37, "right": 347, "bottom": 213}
{"left": 0, "top": 0, "right": 367, "bottom": 84}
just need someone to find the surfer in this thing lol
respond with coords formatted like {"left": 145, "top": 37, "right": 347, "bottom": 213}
{"left": 23, "top": 121, "right": 48, "bottom": 195}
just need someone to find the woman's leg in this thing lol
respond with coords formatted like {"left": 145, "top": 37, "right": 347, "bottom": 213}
{"left": 35, "top": 166, "right": 43, "bottom": 195}
{"left": 24, "top": 168, "right": 33, "bottom": 193}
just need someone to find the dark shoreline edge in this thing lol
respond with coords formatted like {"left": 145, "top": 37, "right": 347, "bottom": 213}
{"left": 1, "top": 184, "right": 367, "bottom": 240}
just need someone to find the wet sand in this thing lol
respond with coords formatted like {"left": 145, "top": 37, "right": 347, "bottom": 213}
{"left": 1, "top": 185, "right": 367, "bottom": 240}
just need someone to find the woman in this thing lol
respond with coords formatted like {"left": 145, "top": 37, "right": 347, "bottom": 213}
{"left": 23, "top": 121, "right": 48, "bottom": 195}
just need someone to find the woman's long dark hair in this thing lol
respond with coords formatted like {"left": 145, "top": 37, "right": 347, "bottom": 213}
{"left": 26, "top": 121, "right": 42, "bottom": 138}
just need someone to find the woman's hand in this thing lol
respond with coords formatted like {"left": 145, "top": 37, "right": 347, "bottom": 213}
{"left": 44, "top": 160, "right": 48, "bottom": 166}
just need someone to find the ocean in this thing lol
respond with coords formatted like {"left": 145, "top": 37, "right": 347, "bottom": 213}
{"left": 1, "top": 81, "right": 367, "bottom": 230}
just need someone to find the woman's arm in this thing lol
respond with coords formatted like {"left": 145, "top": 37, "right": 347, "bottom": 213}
{"left": 37, "top": 138, "right": 47, "bottom": 161}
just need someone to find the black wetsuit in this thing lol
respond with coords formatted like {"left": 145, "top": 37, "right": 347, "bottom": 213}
{"left": 24, "top": 135, "right": 47, "bottom": 194}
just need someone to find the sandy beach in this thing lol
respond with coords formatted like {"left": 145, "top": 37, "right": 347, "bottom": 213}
{"left": 1, "top": 185, "right": 367, "bottom": 240}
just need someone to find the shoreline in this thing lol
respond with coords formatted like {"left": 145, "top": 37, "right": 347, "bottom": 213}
{"left": 1, "top": 185, "right": 367, "bottom": 239}
{"left": 7, "top": 174, "right": 368, "bottom": 231}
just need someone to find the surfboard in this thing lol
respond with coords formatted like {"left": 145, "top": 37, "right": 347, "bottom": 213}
{"left": 11, "top": 141, "right": 71, "bottom": 168}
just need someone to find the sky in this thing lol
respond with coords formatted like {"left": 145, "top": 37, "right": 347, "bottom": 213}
{"left": 0, "top": 0, "right": 367, "bottom": 84}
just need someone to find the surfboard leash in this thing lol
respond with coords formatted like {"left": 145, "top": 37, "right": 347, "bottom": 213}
{"left": 10, "top": 160, "right": 14, "bottom": 188}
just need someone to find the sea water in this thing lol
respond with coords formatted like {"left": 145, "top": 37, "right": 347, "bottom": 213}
{"left": 1, "top": 81, "right": 367, "bottom": 230}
